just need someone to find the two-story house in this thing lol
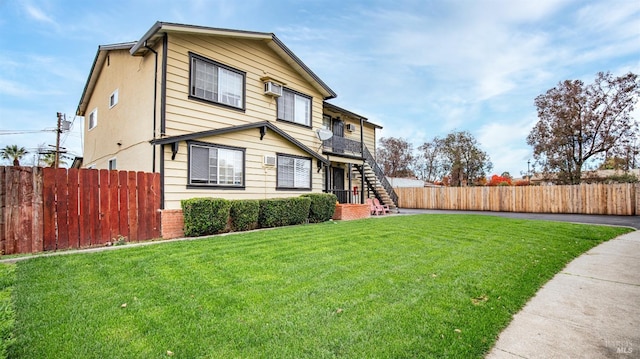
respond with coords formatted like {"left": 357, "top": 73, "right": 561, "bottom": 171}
{"left": 76, "top": 22, "right": 397, "bottom": 214}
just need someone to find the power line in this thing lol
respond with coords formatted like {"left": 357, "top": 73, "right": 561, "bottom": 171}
{"left": 0, "top": 130, "right": 56, "bottom": 135}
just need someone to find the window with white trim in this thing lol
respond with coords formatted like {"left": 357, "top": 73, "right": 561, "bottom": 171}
{"left": 277, "top": 89, "right": 311, "bottom": 126}
{"left": 189, "top": 142, "right": 244, "bottom": 187}
{"left": 277, "top": 154, "right": 311, "bottom": 189}
{"left": 109, "top": 89, "right": 118, "bottom": 108}
{"left": 190, "top": 53, "right": 245, "bottom": 110}
{"left": 88, "top": 108, "right": 97, "bottom": 130}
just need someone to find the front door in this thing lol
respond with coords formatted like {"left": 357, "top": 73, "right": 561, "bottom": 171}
{"left": 333, "top": 167, "right": 346, "bottom": 203}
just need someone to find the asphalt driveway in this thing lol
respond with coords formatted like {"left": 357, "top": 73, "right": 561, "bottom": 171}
{"left": 398, "top": 208, "right": 640, "bottom": 229}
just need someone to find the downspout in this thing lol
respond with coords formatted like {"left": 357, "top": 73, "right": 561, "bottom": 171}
{"left": 158, "top": 33, "right": 169, "bottom": 209}
{"left": 143, "top": 42, "right": 158, "bottom": 173}
{"left": 360, "top": 118, "right": 365, "bottom": 204}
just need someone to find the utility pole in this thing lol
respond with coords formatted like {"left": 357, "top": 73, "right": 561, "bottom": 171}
{"left": 55, "top": 112, "right": 62, "bottom": 168}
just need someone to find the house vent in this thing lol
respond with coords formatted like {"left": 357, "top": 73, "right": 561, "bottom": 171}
{"left": 346, "top": 124, "right": 356, "bottom": 132}
{"left": 264, "top": 82, "right": 283, "bottom": 97}
{"left": 264, "top": 155, "right": 276, "bottom": 166}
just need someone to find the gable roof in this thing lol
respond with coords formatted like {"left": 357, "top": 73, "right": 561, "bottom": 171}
{"left": 150, "top": 121, "right": 329, "bottom": 165}
{"left": 76, "top": 42, "right": 136, "bottom": 116}
{"left": 77, "top": 21, "right": 337, "bottom": 116}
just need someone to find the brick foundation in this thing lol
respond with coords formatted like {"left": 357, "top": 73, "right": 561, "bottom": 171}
{"left": 161, "top": 209, "right": 184, "bottom": 239}
{"left": 332, "top": 204, "right": 371, "bottom": 221}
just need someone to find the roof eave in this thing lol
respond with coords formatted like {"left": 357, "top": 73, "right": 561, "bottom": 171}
{"left": 76, "top": 42, "right": 136, "bottom": 116}
{"left": 270, "top": 35, "right": 337, "bottom": 100}
{"left": 150, "top": 121, "right": 329, "bottom": 164}
{"left": 129, "top": 22, "right": 337, "bottom": 99}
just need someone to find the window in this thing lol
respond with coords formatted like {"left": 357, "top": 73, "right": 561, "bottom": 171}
{"left": 322, "top": 115, "right": 331, "bottom": 130}
{"left": 108, "top": 158, "right": 117, "bottom": 170}
{"left": 189, "top": 142, "right": 244, "bottom": 187}
{"left": 109, "top": 89, "right": 118, "bottom": 108}
{"left": 88, "top": 108, "right": 97, "bottom": 130}
{"left": 277, "top": 154, "right": 311, "bottom": 189}
{"left": 277, "top": 89, "right": 311, "bottom": 126}
{"left": 190, "top": 53, "right": 245, "bottom": 110}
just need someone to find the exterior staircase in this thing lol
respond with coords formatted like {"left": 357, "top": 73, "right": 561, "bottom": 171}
{"left": 352, "top": 147, "right": 399, "bottom": 212}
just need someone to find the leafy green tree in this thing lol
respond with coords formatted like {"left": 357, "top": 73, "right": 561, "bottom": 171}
{"left": 1, "top": 145, "right": 28, "bottom": 166}
{"left": 527, "top": 72, "right": 640, "bottom": 184}
{"left": 440, "top": 131, "right": 492, "bottom": 187}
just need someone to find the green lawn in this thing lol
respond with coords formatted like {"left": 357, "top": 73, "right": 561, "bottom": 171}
{"left": 3, "top": 214, "right": 632, "bottom": 358}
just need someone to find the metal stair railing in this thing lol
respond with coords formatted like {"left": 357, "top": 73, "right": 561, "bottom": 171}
{"left": 362, "top": 146, "right": 398, "bottom": 206}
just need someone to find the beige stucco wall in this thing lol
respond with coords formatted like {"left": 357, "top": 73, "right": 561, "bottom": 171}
{"left": 82, "top": 48, "right": 158, "bottom": 171}
{"left": 161, "top": 33, "right": 329, "bottom": 209}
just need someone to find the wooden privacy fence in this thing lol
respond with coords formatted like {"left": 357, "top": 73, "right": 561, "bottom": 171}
{"left": 0, "top": 166, "right": 161, "bottom": 255}
{"left": 396, "top": 183, "right": 640, "bottom": 216}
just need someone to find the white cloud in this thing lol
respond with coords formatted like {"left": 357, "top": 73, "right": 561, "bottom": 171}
{"left": 0, "top": 79, "right": 33, "bottom": 97}
{"left": 23, "top": 3, "right": 55, "bottom": 24}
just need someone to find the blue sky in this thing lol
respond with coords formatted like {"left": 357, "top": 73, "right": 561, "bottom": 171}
{"left": 1, "top": 0, "right": 639, "bottom": 177}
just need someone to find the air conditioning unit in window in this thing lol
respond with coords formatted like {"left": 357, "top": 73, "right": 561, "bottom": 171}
{"left": 264, "top": 81, "right": 283, "bottom": 97}
{"left": 264, "top": 155, "right": 276, "bottom": 166}
{"left": 346, "top": 123, "right": 356, "bottom": 132}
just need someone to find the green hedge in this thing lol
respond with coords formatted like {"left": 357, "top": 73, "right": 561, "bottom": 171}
{"left": 230, "top": 200, "right": 260, "bottom": 232}
{"left": 259, "top": 197, "right": 311, "bottom": 228}
{"left": 181, "top": 198, "right": 232, "bottom": 237}
{"left": 301, "top": 193, "right": 338, "bottom": 223}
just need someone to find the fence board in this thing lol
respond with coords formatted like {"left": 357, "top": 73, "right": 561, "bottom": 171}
{"left": 109, "top": 170, "right": 120, "bottom": 241}
{"left": 150, "top": 172, "right": 161, "bottom": 239}
{"left": 118, "top": 171, "right": 129, "bottom": 239}
{"left": 67, "top": 169, "right": 79, "bottom": 249}
{"left": 42, "top": 168, "right": 56, "bottom": 251}
{"left": 17, "top": 168, "right": 33, "bottom": 254}
{"left": 98, "top": 170, "right": 110, "bottom": 245}
{"left": 127, "top": 172, "right": 138, "bottom": 242}
{"left": 78, "top": 169, "right": 90, "bottom": 247}
{"left": 137, "top": 172, "right": 148, "bottom": 241}
{"left": 55, "top": 168, "right": 69, "bottom": 250}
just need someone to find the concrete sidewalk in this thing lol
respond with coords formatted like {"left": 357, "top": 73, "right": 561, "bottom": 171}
{"left": 486, "top": 230, "right": 640, "bottom": 358}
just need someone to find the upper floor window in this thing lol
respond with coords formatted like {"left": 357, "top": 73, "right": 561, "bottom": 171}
{"left": 277, "top": 89, "right": 311, "bottom": 127}
{"left": 189, "top": 142, "right": 245, "bottom": 187}
{"left": 88, "top": 108, "right": 98, "bottom": 130}
{"left": 277, "top": 154, "right": 311, "bottom": 190}
{"left": 109, "top": 89, "right": 118, "bottom": 108}
{"left": 189, "top": 53, "right": 245, "bottom": 110}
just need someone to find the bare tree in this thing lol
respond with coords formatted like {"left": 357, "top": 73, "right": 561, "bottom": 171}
{"left": 417, "top": 137, "right": 445, "bottom": 182}
{"left": 377, "top": 137, "right": 415, "bottom": 177}
{"left": 527, "top": 72, "right": 640, "bottom": 184}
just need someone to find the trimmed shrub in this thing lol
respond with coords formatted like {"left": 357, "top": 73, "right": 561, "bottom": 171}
{"left": 301, "top": 193, "right": 338, "bottom": 223}
{"left": 259, "top": 197, "right": 311, "bottom": 228}
{"left": 230, "top": 200, "right": 260, "bottom": 232}
{"left": 181, "top": 198, "right": 232, "bottom": 237}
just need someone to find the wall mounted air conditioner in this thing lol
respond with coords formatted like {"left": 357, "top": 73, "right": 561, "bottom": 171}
{"left": 264, "top": 81, "right": 283, "bottom": 97}
{"left": 264, "top": 155, "right": 276, "bottom": 166}
{"left": 346, "top": 124, "right": 356, "bottom": 132}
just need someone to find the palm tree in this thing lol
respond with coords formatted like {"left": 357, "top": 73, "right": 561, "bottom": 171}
{"left": 1, "top": 145, "right": 28, "bottom": 166}
{"left": 39, "top": 153, "right": 67, "bottom": 167}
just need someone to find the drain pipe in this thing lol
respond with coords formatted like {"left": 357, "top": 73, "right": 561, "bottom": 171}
{"left": 144, "top": 41, "right": 158, "bottom": 173}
